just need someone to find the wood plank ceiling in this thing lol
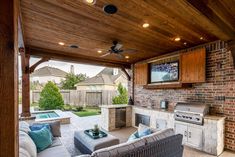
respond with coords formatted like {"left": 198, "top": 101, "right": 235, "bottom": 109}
{"left": 20, "top": 0, "right": 235, "bottom": 67}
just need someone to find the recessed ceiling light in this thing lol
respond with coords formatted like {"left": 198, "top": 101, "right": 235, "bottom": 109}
{"left": 125, "top": 56, "right": 130, "bottom": 59}
{"left": 200, "top": 37, "right": 203, "bottom": 40}
{"left": 85, "top": 0, "right": 96, "bottom": 5}
{"left": 97, "top": 50, "right": 102, "bottom": 53}
{"left": 58, "top": 42, "right": 65, "bottom": 46}
{"left": 184, "top": 42, "right": 187, "bottom": 45}
{"left": 142, "top": 23, "right": 150, "bottom": 28}
{"left": 174, "top": 37, "right": 181, "bottom": 41}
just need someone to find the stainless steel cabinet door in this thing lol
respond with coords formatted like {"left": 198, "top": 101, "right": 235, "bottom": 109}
{"left": 187, "top": 126, "right": 203, "bottom": 149}
{"left": 175, "top": 123, "right": 188, "bottom": 144}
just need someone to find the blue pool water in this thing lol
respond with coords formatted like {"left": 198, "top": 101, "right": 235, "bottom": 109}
{"left": 35, "top": 111, "right": 59, "bottom": 119}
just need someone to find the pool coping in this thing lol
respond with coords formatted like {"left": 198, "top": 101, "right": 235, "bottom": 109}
{"left": 32, "top": 110, "right": 71, "bottom": 124}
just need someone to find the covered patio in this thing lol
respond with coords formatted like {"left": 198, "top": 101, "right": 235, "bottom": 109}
{"left": 1, "top": 0, "right": 235, "bottom": 157}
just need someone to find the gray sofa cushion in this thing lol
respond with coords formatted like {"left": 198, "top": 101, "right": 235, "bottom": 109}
{"left": 92, "top": 138, "right": 145, "bottom": 157}
{"left": 37, "top": 145, "right": 70, "bottom": 157}
{"left": 19, "top": 121, "right": 31, "bottom": 133}
{"left": 49, "top": 137, "right": 62, "bottom": 148}
{"left": 19, "top": 148, "right": 31, "bottom": 157}
{"left": 19, "top": 131, "right": 37, "bottom": 157}
{"left": 142, "top": 128, "right": 175, "bottom": 144}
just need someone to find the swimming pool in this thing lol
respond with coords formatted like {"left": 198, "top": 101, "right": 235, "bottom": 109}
{"left": 35, "top": 111, "right": 59, "bottom": 119}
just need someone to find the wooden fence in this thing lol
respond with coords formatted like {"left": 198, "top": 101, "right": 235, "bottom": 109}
{"left": 30, "top": 90, "right": 117, "bottom": 106}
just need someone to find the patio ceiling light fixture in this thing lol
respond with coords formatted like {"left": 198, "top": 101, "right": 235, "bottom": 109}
{"left": 174, "top": 37, "right": 181, "bottom": 41}
{"left": 142, "top": 23, "right": 150, "bottom": 28}
{"left": 58, "top": 42, "right": 65, "bottom": 46}
{"left": 85, "top": 0, "right": 96, "bottom": 5}
{"left": 97, "top": 50, "right": 102, "bottom": 53}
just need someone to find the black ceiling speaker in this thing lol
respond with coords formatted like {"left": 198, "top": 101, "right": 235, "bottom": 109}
{"left": 69, "top": 45, "right": 79, "bottom": 49}
{"left": 103, "top": 4, "right": 118, "bottom": 14}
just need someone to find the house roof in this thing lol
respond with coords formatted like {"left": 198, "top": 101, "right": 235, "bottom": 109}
{"left": 31, "top": 66, "right": 68, "bottom": 78}
{"left": 76, "top": 68, "right": 126, "bottom": 86}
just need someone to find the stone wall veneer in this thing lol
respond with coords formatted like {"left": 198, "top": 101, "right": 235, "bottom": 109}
{"left": 129, "top": 47, "right": 235, "bottom": 151}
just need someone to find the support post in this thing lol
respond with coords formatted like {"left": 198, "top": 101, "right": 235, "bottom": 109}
{"left": 0, "top": 0, "right": 19, "bottom": 156}
{"left": 20, "top": 48, "right": 31, "bottom": 117}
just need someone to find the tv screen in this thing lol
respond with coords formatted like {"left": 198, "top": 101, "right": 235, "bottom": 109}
{"left": 150, "top": 61, "right": 179, "bottom": 83}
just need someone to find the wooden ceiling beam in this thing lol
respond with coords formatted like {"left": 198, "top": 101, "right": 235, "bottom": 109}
{"left": 29, "top": 57, "right": 50, "bottom": 73}
{"left": 186, "top": 0, "right": 235, "bottom": 40}
{"left": 28, "top": 47, "right": 131, "bottom": 69}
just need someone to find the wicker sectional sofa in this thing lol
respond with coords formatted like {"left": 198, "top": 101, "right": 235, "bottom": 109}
{"left": 77, "top": 128, "right": 184, "bottom": 157}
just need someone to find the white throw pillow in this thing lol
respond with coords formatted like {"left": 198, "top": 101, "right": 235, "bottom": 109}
{"left": 138, "top": 123, "right": 150, "bottom": 134}
{"left": 19, "top": 148, "right": 31, "bottom": 157}
{"left": 19, "top": 121, "right": 31, "bottom": 133}
{"left": 19, "top": 131, "right": 37, "bottom": 157}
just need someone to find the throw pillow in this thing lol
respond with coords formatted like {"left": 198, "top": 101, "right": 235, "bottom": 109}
{"left": 30, "top": 123, "right": 53, "bottom": 140}
{"left": 19, "top": 131, "right": 37, "bottom": 157}
{"left": 19, "top": 148, "right": 31, "bottom": 157}
{"left": 138, "top": 123, "right": 150, "bottom": 134}
{"left": 32, "top": 121, "right": 61, "bottom": 137}
{"left": 138, "top": 128, "right": 151, "bottom": 137}
{"left": 28, "top": 127, "right": 53, "bottom": 152}
{"left": 127, "top": 131, "right": 139, "bottom": 142}
{"left": 19, "top": 121, "right": 31, "bottom": 133}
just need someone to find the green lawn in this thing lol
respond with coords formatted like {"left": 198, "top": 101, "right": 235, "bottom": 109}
{"left": 73, "top": 107, "right": 101, "bottom": 117}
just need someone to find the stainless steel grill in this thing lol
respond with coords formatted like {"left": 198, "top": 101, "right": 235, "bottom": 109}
{"left": 174, "top": 102, "right": 209, "bottom": 125}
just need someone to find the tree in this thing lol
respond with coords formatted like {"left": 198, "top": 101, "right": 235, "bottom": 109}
{"left": 112, "top": 83, "right": 128, "bottom": 104}
{"left": 61, "top": 73, "right": 87, "bottom": 90}
{"left": 39, "top": 81, "right": 64, "bottom": 110}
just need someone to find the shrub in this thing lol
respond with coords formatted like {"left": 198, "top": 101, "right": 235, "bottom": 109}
{"left": 63, "top": 104, "right": 72, "bottom": 111}
{"left": 112, "top": 83, "right": 128, "bottom": 104}
{"left": 39, "top": 81, "right": 64, "bottom": 110}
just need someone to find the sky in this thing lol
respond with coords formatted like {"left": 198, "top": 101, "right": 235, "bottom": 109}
{"left": 18, "top": 56, "right": 105, "bottom": 78}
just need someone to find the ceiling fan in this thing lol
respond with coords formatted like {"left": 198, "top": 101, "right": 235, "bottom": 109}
{"left": 100, "top": 41, "right": 137, "bottom": 59}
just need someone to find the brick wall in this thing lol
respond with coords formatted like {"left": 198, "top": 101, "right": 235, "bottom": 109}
{"left": 130, "top": 47, "right": 235, "bottom": 151}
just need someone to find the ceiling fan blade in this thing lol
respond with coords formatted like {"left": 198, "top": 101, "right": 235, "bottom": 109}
{"left": 114, "top": 43, "right": 123, "bottom": 50}
{"left": 100, "top": 52, "right": 111, "bottom": 57}
{"left": 122, "top": 49, "right": 137, "bottom": 53}
{"left": 116, "top": 53, "right": 125, "bottom": 59}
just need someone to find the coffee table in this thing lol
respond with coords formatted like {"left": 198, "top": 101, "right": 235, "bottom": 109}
{"left": 74, "top": 130, "right": 120, "bottom": 154}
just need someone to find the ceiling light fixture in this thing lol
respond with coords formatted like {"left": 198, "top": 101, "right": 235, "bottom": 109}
{"left": 142, "top": 23, "right": 150, "bottom": 28}
{"left": 58, "top": 42, "right": 65, "bottom": 46}
{"left": 97, "top": 50, "right": 102, "bottom": 53}
{"left": 183, "top": 42, "right": 187, "bottom": 45}
{"left": 85, "top": 0, "right": 96, "bottom": 5}
{"left": 174, "top": 37, "right": 181, "bottom": 41}
{"left": 125, "top": 56, "right": 130, "bottom": 59}
{"left": 200, "top": 37, "right": 203, "bottom": 40}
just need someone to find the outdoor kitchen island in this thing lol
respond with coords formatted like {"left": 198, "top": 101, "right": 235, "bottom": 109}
{"left": 132, "top": 106, "right": 225, "bottom": 156}
{"left": 100, "top": 105, "right": 132, "bottom": 131}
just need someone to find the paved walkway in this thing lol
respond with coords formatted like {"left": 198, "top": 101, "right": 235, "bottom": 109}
{"left": 60, "top": 112, "right": 102, "bottom": 156}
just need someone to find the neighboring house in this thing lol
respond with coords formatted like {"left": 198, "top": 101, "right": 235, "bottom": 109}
{"left": 75, "top": 68, "right": 128, "bottom": 106}
{"left": 30, "top": 66, "right": 68, "bottom": 84}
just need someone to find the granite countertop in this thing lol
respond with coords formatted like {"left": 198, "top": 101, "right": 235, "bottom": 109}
{"left": 132, "top": 105, "right": 174, "bottom": 113}
{"left": 204, "top": 115, "right": 226, "bottom": 121}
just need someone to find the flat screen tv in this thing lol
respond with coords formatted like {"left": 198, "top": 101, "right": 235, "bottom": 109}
{"left": 149, "top": 61, "right": 179, "bottom": 83}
